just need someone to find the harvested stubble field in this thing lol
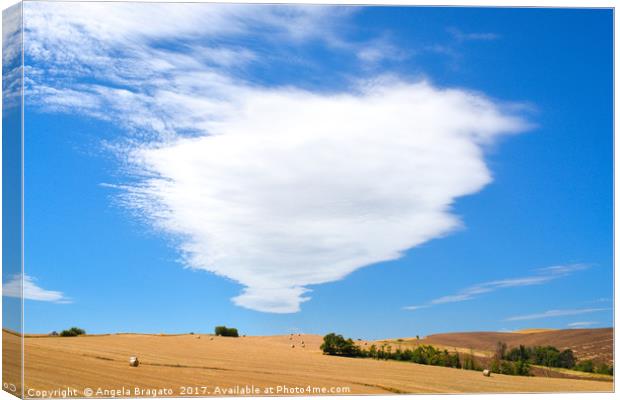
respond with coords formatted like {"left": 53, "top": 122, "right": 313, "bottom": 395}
{"left": 3, "top": 330, "right": 612, "bottom": 397}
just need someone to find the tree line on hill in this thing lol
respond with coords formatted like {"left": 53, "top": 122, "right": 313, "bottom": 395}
{"left": 320, "top": 333, "right": 613, "bottom": 377}
{"left": 320, "top": 333, "right": 462, "bottom": 369}
{"left": 495, "top": 342, "right": 613, "bottom": 376}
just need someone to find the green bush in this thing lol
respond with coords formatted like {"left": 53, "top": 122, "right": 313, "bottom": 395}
{"left": 214, "top": 326, "right": 239, "bottom": 337}
{"left": 595, "top": 363, "right": 613, "bottom": 376}
{"left": 59, "top": 327, "right": 86, "bottom": 337}
{"left": 574, "top": 360, "right": 594, "bottom": 373}
{"left": 515, "top": 359, "right": 531, "bottom": 376}
{"left": 320, "top": 333, "right": 360, "bottom": 357}
{"left": 557, "top": 349, "right": 576, "bottom": 369}
{"left": 462, "top": 350, "right": 477, "bottom": 371}
{"left": 493, "top": 359, "right": 530, "bottom": 376}
{"left": 573, "top": 360, "right": 613, "bottom": 375}
{"left": 490, "top": 359, "right": 500, "bottom": 374}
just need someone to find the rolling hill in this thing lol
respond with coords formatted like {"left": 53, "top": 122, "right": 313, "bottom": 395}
{"left": 418, "top": 328, "right": 613, "bottom": 365}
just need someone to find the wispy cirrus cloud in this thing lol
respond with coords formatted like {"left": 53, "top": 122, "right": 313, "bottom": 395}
{"left": 3, "top": 274, "right": 71, "bottom": 304}
{"left": 506, "top": 308, "right": 609, "bottom": 322}
{"left": 24, "top": 3, "right": 530, "bottom": 313}
{"left": 567, "top": 321, "right": 598, "bottom": 328}
{"left": 404, "top": 264, "right": 589, "bottom": 311}
{"left": 355, "top": 35, "right": 411, "bottom": 66}
{"left": 448, "top": 27, "right": 500, "bottom": 42}
{"left": 2, "top": 4, "right": 23, "bottom": 111}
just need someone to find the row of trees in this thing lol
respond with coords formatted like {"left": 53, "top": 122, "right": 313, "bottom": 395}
{"left": 489, "top": 342, "right": 531, "bottom": 376}
{"left": 573, "top": 359, "right": 614, "bottom": 375}
{"left": 497, "top": 343, "right": 575, "bottom": 369}
{"left": 368, "top": 344, "right": 461, "bottom": 368}
{"left": 496, "top": 342, "right": 613, "bottom": 376}
{"left": 489, "top": 359, "right": 531, "bottom": 376}
{"left": 321, "top": 333, "right": 461, "bottom": 369}
{"left": 320, "top": 333, "right": 532, "bottom": 375}
{"left": 321, "top": 334, "right": 612, "bottom": 377}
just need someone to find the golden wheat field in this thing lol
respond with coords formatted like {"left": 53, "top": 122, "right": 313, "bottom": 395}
{"left": 3, "top": 330, "right": 613, "bottom": 398}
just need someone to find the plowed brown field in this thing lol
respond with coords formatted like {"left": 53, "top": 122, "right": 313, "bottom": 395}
{"left": 417, "top": 328, "right": 613, "bottom": 364}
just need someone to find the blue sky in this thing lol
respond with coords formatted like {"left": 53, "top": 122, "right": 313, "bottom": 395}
{"left": 6, "top": 4, "right": 613, "bottom": 338}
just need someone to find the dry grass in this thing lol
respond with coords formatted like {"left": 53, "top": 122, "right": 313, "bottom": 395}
{"left": 3, "top": 330, "right": 22, "bottom": 397}
{"left": 514, "top": 329, "right": 559, "bottom": 334}
{"left": 2, "top": 330, "right": 612, "bottom": 397}
{"left": 531, "top": 366, "right": 614, "bottom": 382}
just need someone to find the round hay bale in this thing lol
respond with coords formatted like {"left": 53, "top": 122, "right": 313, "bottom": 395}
{"left": 301, "top": 340, "right": 305, "bottom": 345}
{"left": 289, "top": 336, "right": 293, "bottom": 340}
{"left": 129, "top": 356, "right": 139, "bottom": 367}
{"left": 482, "top": 369, "right": 491, "bottom": 377}
{"left": 209, "top": 337, "right": 214, "bottom": 341}
{"left": 291, "top": 344, "right": 295, "bottom": 348}
{"left": 197, "top": 336, "right": 201, "bottom": 339}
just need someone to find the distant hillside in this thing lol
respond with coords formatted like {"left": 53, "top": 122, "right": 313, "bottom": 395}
{"left": 419, "top": 328, "right": 613, "bottom": 364}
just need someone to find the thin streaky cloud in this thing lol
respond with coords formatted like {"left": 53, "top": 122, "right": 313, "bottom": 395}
{"left": 567, "top": 321, "right": 598, "bottom": 328}
{"left": 536, "top": 264, "right": 590, "bottom": 275}
{"left": 505, "top": 308, "right": 610, "bottom": 322}
{"left": 447, "top": 27, "right": 500, "bottom": 42}
{"left": 3, "top": 274, "right": 71, "bottom": 304}
{"left": 405, "top": 264, "right": 588, "bottom": 310}
{"left": 589, "top": 297, "right": 612, "bottom": 303}
{"left": 402, "top": 305, "right": 430, "bottom": 311}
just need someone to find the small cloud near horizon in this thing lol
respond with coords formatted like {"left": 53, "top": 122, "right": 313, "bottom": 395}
{"left": 3, "top": 274, "right": 71, "bottom": 303}
{"left": 567, "top": 321, "right": 598, "bottom": 328}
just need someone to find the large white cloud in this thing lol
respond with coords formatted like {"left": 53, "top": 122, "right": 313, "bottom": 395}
{"left": 126, "top": 80, "right": 527, "bottom": 312}
{"left": 22, "top": 2, "right": 530, "bottom": 313}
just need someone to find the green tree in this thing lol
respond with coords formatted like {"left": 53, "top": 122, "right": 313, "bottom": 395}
{"left": 367, "top": 344, "right": 378, "bottom": 359}
{"left": 495, "top": 341, "right": 507, "bottom": 360}
{"left": 515, "top": 359, "right": 531, "bottom": 376}
{"left": 595, "top": 363, "right": 613, "bottom": 376}
{"left": 462, "top": 350, "right": 476, "bottom": 370}
{"left": 557, "top": 349, "right": 576, "bottom": 369}
{"left": 60, "top": 327, "right": 86, "bottom": 337}
{"left": 574, "top": 360, "right": 594, "bottom": 373}
{"left": 214, "top": 326, "right": 239, "bottom": 337}
{"left": 320, "top": 333, "right": 360, "bottom": 357}
{"left": 490, "top": 359, "right": 501, "bottom": 374}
